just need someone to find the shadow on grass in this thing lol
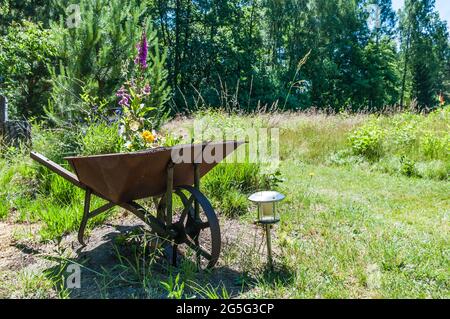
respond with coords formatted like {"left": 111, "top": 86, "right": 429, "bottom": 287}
{"left": 14, "top": 224, "right": 253, "bottom": 299}
{"left": 259, "top": 263, "right": 296, "bottom": 287}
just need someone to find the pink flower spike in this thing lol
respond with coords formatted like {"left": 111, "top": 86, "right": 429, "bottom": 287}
{"left": 135, "top": 31, "right": 148, "bottom": 70}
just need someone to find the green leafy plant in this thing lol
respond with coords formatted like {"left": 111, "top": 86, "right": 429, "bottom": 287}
{"left": 160, "top": 274, "right": 185, "bottom": 299}
{"left": 80, "top": 122, "right": 123, "bottom": 156}
{"left": 0, "top": 20, "right": 57, "bottom": 118}
{"left": 349, "top": 123, "right": 384, "bottom": 160}
{"left": 189, "top": 281, "right": 230, "bottom": 299}
{"left": 400, "top": 156, "right": 417, "bottom": 177}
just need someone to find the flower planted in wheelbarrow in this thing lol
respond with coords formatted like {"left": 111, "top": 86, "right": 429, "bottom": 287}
{"left": 141, "top": 130, "right": 156, "bottom": 143}
{"left": 117, "top": 31, "right": 160, "bottom": 151}
{"left": 117, "top": 29, "right": 181, "bottom": 152}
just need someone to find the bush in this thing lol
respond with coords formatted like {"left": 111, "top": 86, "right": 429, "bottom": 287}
{"left": 348, "top": 123, "right": 384, "bottom": 160}
{"left": 399, "top": 156, "right": 417, "bottom": 178}
{"left": 342, "top": 109, "right": 449, "bottom": 180}
{"left": 80, "top": 122, "right": 123, "bottom": 156}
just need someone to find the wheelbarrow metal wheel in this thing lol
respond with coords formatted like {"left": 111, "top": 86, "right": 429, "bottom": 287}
{"left": 174, "top": 186, "right": 221, "bottom": 269}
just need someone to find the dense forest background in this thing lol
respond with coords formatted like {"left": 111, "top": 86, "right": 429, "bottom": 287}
{"left": 0, "top": 0, "right": 449, "bottom": 121}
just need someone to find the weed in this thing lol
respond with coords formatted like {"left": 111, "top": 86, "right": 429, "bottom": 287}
{"left": 188, "top": 281, "right": 230, "bottom": 299}
{"left": 80, "top": 122, "right": 123, "bottom": 156}
{"left": 160, "top": 274, "right": 186, "bottom": 299}
{"left": 348, "top": 122, "right": 384, "bottom": 161}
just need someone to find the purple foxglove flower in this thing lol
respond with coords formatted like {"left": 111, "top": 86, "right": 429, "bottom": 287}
{"left": 116, "top": 86, "right": 127, "bottom": 97}
{"left": 118, "top": 95, "right": 130, "bottom": 107}
{"left": 143, "top": 84, "right": 151, "bottom": 95}
{"left": 134, "top": 31, "right": 148, "bottom": 70}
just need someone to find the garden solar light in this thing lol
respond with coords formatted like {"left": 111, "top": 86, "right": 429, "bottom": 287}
{"left": 248, "top": 191, "right": 285, "bottom": 268}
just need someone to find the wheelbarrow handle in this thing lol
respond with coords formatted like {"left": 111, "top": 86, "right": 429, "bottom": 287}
{"left": 30, "top": 151, "right": 86, "bottom": 190}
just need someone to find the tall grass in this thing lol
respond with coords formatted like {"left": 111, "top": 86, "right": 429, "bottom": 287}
{"left": 0, "top": 123, "right": 115, "bottom": 240}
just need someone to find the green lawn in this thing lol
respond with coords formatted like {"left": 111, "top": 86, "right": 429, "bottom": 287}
{"left": 262, "top": 161, "right": 449, "bottom": 298}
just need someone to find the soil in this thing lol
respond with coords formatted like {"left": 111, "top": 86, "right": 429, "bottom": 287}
{"left": 0, "top": 211, "right": 272, "bottom": 299}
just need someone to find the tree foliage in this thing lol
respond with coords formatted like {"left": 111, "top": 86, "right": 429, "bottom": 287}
{"left": 399, "top": 0, "right": 450, "bottom": 108}
{"left": 0, "top": 0, "right": 449, "bottom": 117}
{"left": 0, "top": 20, "right": 57, "bottom": 118}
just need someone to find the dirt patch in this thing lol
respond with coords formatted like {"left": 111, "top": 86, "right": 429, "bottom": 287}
{"left": 0, "top": 221, "right": 40, "bottom": 271}
{"left": 0, "top": 213, "right": 273, "bottom": 298}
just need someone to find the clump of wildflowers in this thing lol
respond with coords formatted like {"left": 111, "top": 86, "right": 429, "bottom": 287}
{"left": 117, "top": 29, "right": 180, "bottom": 152}
{"left": 117, "top": 30, "right": 159, "bottom": 151}
{"left": 116, "top": 86, "right": 131, "bottom": 107}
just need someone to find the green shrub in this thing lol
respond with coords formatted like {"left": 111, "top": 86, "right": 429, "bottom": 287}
{"left": 341, "top": 109, "right": 449, "bottom": 180}
{"left": 0, "top": 20, "right": 57, "bottom": 118}
{"left": 399, "top": 156, "right": 417, "bottom": 178}
{"left": 389, "top": 124, "right": 418, "bottom": 156}
{"left": 80, "top": 122, "right": 123, "bottom": 156}
{"left": 348, "top": 123, "right": 384, "bottom": 161}
{"left": 421, "top": 133, "right": 447, "bottom": 160}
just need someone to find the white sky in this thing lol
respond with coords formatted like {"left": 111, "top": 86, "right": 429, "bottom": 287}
{"left": 392, "top": 0, "right": 450, "bottom": 29}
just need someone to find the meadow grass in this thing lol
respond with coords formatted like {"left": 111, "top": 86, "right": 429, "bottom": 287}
{"left": 267, "top": 161, "right": 449, "bottom": 298}
{"left": 0, "top": 139, "right": 112, "bottom": 241}
{"left": 185, "top": 109, "right": 449, "bottom": 298}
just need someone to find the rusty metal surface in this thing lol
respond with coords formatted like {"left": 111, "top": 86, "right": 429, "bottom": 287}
{"left": 65, "top": 141, "right": 244, "bottom": 204}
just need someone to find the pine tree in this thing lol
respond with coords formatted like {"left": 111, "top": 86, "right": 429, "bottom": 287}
{"left": 47, "top": 0, "right": 170, "bottom": 124}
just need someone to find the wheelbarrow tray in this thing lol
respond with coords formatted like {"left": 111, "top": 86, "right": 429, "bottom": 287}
{"left": 65, "top": 141, "right": 243, "bottom": 204}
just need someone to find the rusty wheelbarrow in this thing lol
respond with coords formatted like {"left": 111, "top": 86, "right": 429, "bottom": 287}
{"left": 31, "top": 141, "right": 244, "bottom": 268}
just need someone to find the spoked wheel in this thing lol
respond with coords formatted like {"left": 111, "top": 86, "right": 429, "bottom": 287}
{"left": 170, "top": 185, "right": 221, "bottom": 269}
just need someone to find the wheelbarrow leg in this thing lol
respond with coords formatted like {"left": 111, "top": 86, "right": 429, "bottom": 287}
{"left": 172, "top": 244, "right": 178, "bottom": 267}
{"left": 193, "top": 163, "right": 201, "bottom": 266}
{"left": 194, "top": 163, "right": 200, "bottom": 219}
{"left": 165, "top": 161, "right": 177, "bottom": 266}
{"left": 78, "top": 190, "right": 116, "bottom": 247}
{"left": 78, "top": 189, "right": 91, "bottom": 247}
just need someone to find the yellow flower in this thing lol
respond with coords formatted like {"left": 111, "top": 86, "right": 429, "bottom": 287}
{"left": 141, "top": 130, "right": 155, "bottom": 143}
{"left": 309, "top": 172, "right": 315, "bottom": 177}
